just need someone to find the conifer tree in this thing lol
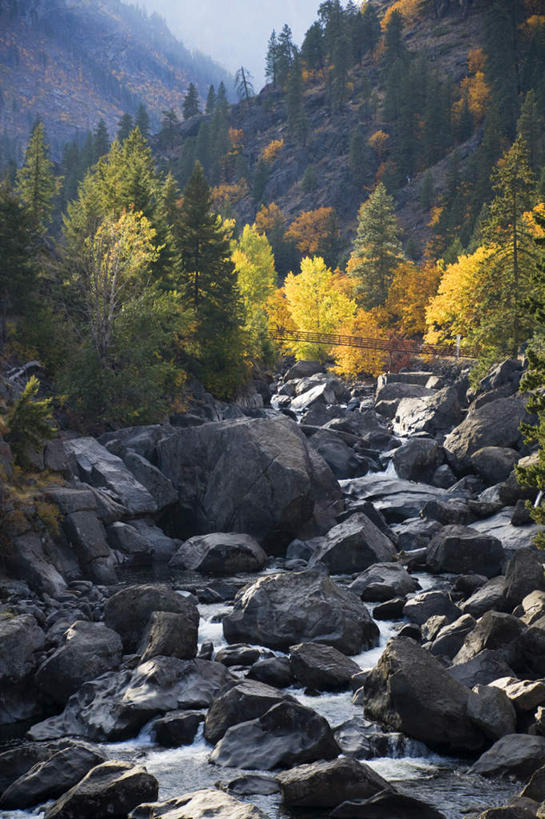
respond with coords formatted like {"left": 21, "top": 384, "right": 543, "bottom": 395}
{"left": 478, "top": 135, "right": 537, "bottom": 356}
{"left": 160, "top": 109, "right": 181, "bottom": 150}
{"left": 361, "top": 2, "right": 381, "bottom": 56}
{"left": 287, "top": 53, "right": 307, "bottom": 144}
{"left": 15, "top": 121, "right": 58, "bottom": 237}
{"left": 517, "top": 90, "right": 545, "bottom": 174}
{"left": 206, "top": 85, "right": 217, "bottom": 114}
{"left": 93, "top": 119, "right": 109, "bottom": 162}
{"left": 183, "top": 83, "right": 201, "bottom": 120}
{"left": 348, "top": 183, "right": 402, "bottom": 309}
{"left": 117, "top": 113, "right": 134, "bottom": 143}
{"left": 265, "top": 30, "right": 279, "bottom": 86}
{"left": 0, "top": 179, "right": 38, "bottom": 343}
{"left": 176, "top": 162, "right": 243, "bottom": 390}
{"left": 136, "top": 104, "right": 151, "bottom": 141}
{"left": 277, "top": 25, "right": 295, "bottom": 88}
{"left": 235, "top": 67, "right": 255, "bottom": 103}
{"left": 301, "top": 22, "right": 324, "bottom": 71}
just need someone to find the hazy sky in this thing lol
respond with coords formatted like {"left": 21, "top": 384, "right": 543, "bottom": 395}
{"left": 138, "top": 0, "right": 321, "bottom": 90}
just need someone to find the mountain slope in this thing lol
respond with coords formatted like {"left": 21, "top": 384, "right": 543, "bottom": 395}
{"left": 0, "top": 0, "right": 232, "bottom": 157}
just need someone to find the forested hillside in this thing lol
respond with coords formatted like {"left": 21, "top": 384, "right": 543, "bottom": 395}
{"left": 158, "top": 0, "right": 545, "bottom": 263}
{"left": 1, "top": 0, "right": 545, "bottom": 436}
{"left": 0, "top": 0, "right": 232, "bottom": 161}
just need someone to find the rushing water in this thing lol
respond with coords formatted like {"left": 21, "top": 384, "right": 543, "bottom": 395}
{"left": 1, "top": 467, "right": 523, "bottom": 819}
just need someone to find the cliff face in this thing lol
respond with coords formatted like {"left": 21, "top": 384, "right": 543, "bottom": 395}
{"left": 0, "top": 0, "right": 231, "bottom": 157}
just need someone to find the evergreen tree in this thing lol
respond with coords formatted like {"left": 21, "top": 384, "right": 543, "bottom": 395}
{"left": 301, "top": 22, "right": 324, "bottom": 72}
{"left": 0, "top": 179, "right": 38, "bottom": 343}
{"left": 348, "top": 183, "right": 402, "bottom": 309}
{"left": 160, "top": 108, "right": 181, "bottom": 150}
{"left": 136, "top": 104, "right": 150, "bottom": 141}
{"left": 93, "top": 118, "right": 109, "bottom": 162}
{"left": 206, "top": 85, "right": 217, "bottom": 114}
{"left": 183, "top": 83, "right": 201, "bottom": 120}
{"left": 277, "top": 24, "right": 295, "bottom": 88}
{"left": 478, "top": 135, "right": 537, "bottom": 356}
{"left": 349, "top": 126, "right": 373, "bottom": 191}
{"left": 361, "top": 2, "right": 381, "bottom": 56}
{"left": 484, "top": 0, "right": 524, "bottom": 138}
{"left": 175, "top": 161, "right": 243, "bottom": 392}
{"left": 383, "top": 11, "right": 407, "bottom": 66}
{"left": 15, "top": 120, "right": 58, "bottom": 237}
{"left": 117, "top": 113, "right": 134, "bottom": 143}
{"left": 216, "top": 82, "right": 229, "bottom": 116}
{"left": 287, "top": 53, "right": 307, "bottom": 144}
{"left": 517, "top": 90, "right": 545, "bottom": 175}
{"left": 265, "top": 30, "right": 279, "bottom": 86}
{"left": 419, "top": 170, "right": 434, "bottom": 211}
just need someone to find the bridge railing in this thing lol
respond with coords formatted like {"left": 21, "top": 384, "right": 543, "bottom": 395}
{"left": 271, "top": 328, "right": 477, "bottom": 360}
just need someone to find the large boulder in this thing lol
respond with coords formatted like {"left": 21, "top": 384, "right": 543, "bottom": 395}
{"left": 444, "top": 396, "right": 531, "bottom": 467}
{"left": 393, "top": 439, "right": 444, "bottom": 482}
{"left": 448, "top": 650, "right": 515, "bottom": 688}
{"left": 306, "top": 429, "right": 363, "bottom": 480}
{"left": 393, "top": 386, "right": 463, "bottom": 437}
{"left": 503, "top": 548, "right": 545, "bottom": 609}
{"left": 467, "top": 685, "right": 517, "bottom": 741}
{"left": 210, "top": 700, "right": 339, "bottom": 770}
{"left": 453, "top": 612, "right": 526, "bottom": 667}
{"left": 128, "top": 789, "right": 268, "bottom": 819}
{"left": 349, "top": 563, "right": 420, "bottom": 602}
{"left": 204, "top": 680, "right": 291, "bottom": 745}
{"left": 310, "top": 512, "right": 397, "bottom": 574}
{"left": 0, "top": 614, "right": 44, "bottom": 684}
{"left": 426, "top": 525, "right": 505, "bottom": 578}
{"left": 151, "top": 711, "right": 203, "bottom": 747}
{"left": 403, "top": 590, "right": 460, "bottom": 626}
{"left": 169, "top": 533, "right": 268, "bottom": 574}
{"left": 223, "top": 570, "right": 379, "bottom": 655}
{"left": 122, "top": 451, "right": 178, "bottom": 511}
{"left": 276, "top": 758, "right": 389, "bottom": 808}
{"left": 61, "top": 511, "right": 117, "bottom": 584}
{"left": 44, "top": 761, "right": 158, "bottom": 819}
{"left": 470, "top": 735, "right": 545, "bottom": 780}
{"left": 36, "top": 621, "right": 123, "bottom": 705}
{"left": 461, "top": 576, "right": 508, "bottom": 618}
{"left": 138, "top": 611, "right": 199, "bottom": 661}
{"left": 364, "top": 637, "right": 486, "bottom": 754}
{"left": 289, "top": 642, "right": 361, "bottom": 691}
{"left": 104, "top": 584, "right": 199, "bottom": 652}
{"left": 0, "top": 741, "right": 106, "bottom": 810}
{"left": 64, "top": 437, "right": 157, "bottom": 515}
{"left": 156, "top": 415, "right": 343, "bottom": 552}
{"left": 471, "top": 447, "right": 520, "bottom": 485}
{"left": 29, "top": 658, "right": 233, "bottom": 742}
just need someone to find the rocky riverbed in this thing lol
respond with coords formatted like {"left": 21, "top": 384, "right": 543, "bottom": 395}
{"left": 1, "top": 357, "right": 545, "bottom": 818}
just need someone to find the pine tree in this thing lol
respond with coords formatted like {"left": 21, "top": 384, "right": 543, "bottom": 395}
{"left": 0, "top": 179, "right": 38, "bottom": 344}
{"left": 265, "top": 30, "right": 279, "bottom": 86}
{"left": 383, "top": 11, "right": 407, "bottom": 66}
{"left": 117, "top": 113, "right": 134, "bottom": 143}
{"left": 160, "top": 108, "right": 181, "bottom": 150}
{"left": 301, "top": 22, "right": 324, "bottom": 72}
{"left": 348, "top": 183, "right": 402, "bottom": 309}
{"left": 479, "top": 135, "right": 537, "bottom": 356}
{"left": 277, "top": 24, "right": 295, "bottom": 88}
{"left": 419, "top": 170, "right": 434, "bottom": 211}
{"left": 517, "top": 90, "right": 545, "bottom": 174}
{"left": 93, "top": 119, "right": 109, "bottom": 162}
{"left": 176, "top": 161, "right": 243, "bottom": 392}
{"left": 205, "top": 85, "right": 217, "bottom": 114}
{"left": 287, "top": 53, "right": 307, "bottom": 144}
{"left": 15, "top": 121, "right": 58, "bottom": 237}
{"left": 136, "top": 104, "right": 150, "bottom": 141}
{"left": 361, "top": 2, "right": 381, "bottom": 56}
{"left": 183, "top": 83, "right": 201, "bottom": 120}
